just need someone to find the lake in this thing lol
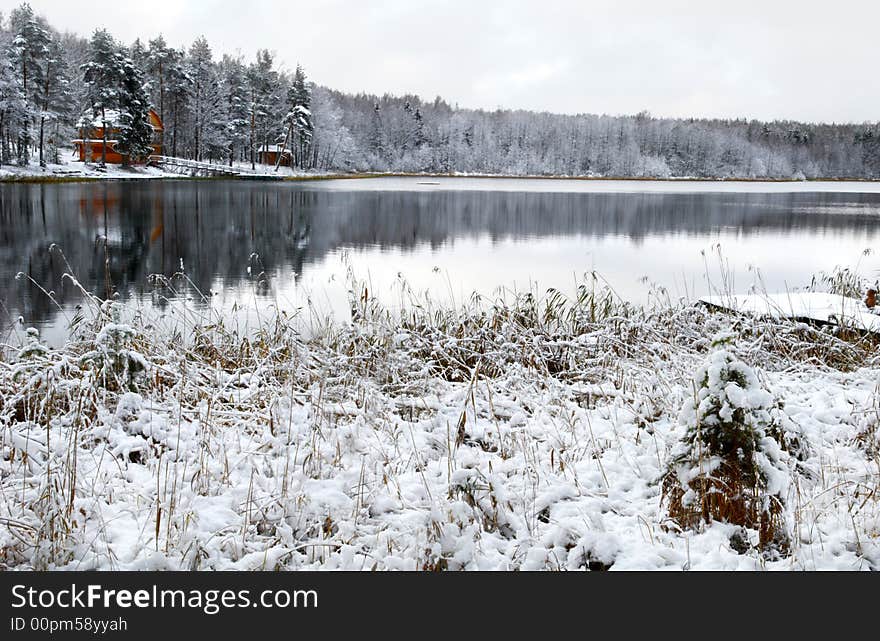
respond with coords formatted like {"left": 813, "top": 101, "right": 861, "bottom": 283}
{"left": 1, "top": 177, "right": 879, "bottom": 346}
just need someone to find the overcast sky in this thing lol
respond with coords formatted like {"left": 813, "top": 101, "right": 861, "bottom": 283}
{"left": 11, "top": 0, "right": 879, "bottom": 123}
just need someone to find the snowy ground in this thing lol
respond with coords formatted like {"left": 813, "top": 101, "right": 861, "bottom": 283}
{"left": 1, "top": 283, "right": 878, "bottom": 571}
{"left": 0, "top": 158, "right": 330, "bottom": 181}
{"left": 0, "top": 159, "right": 178, "bottom": 180}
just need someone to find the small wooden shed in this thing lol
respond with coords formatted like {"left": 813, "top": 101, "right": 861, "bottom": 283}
{"left": 257, "top": 144, "right": 292, "bottom": 167}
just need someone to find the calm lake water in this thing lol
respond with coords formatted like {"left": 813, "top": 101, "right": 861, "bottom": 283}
{"left": 1, "top": 177, "right": 879, "bottom": 345}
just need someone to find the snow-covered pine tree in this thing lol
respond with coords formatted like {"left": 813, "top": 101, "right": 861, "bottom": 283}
{"left": 128, "top": 37, "right": 147, "bottom": 72}
{"left": 369, "top": 102, "right": 385, "bottom": 163}
{"left": 0, "top": 40, "right": 27, "bottom": 165}
{"left": 219, "top": 54, "right": 249, "bottom": 166}
{"left": 199, "top": 77, "right": 228, "bottom": 162}
{"left": 81, "top": 28, "right": 124, "bottom": 166}
{"left": 115, "top": 55, "right": 153, "bottom": 164}
{"left": 145, "top": 35, "right": 173, "bottom": 147}
{"left": 161, "top": 49, "right": 191, "bottom": 159}
{"left": 8, "top": 2, "right": 50, "bottom": 166}
{"left": 187, "top": 36, "right": 216, "bottom": 162}
{"left": 246, "top": 49, "right": 279, "bottom": 169}
{"left": 412, "top": 106, "right": 427, "bottom": 148}
{"left": 284, "top": 63, "right": 313, "bottom": 168}
{"left": 662, "top": 332, "right": 793, "bottom": 555}
{"left": 38, "top": 35, "right": 74, "bottom": 166}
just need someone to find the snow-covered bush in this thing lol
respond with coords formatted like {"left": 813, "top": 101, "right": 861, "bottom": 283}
{"left": 662, "top": 332, "right": 792, "bottom": 554}
{"left": 17, "top": 327, "right": 49, "bottom": 361}
{"left": 80, "top": 304, "right": 147, "bottom": 390}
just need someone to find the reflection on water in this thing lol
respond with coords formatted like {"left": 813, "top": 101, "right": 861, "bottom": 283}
{"left": 1, "top": 178, "right": 878, "bottom": 345}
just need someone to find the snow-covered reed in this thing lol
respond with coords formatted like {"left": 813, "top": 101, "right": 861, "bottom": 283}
{"left": 1, "top": 270, "right": 878, "bottom": 570}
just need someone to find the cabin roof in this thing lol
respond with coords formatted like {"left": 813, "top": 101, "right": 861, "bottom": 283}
{"left": 257, "top": 144, "right": 290, "bottom": 153}
{"left": 76, "top": 108, "right": 164, "bottom": 132}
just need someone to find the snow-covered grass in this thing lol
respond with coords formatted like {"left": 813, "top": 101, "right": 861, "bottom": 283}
{"left": 1, "top": 272, "right": 879, "bottom": 571}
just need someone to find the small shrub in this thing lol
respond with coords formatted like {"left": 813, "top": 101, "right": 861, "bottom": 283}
{"left": 17, "top": 327, "right": 49, "bottom": 361}
{"left": 662, "top": 332, "right": 791, "bottom": 555}
{"left": 80, "top": 304, "right": 147, "bottom": 389}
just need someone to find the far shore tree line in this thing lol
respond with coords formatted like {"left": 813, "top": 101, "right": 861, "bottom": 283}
{"left": 1, "top": 3, "right": 879, "bottom": 177}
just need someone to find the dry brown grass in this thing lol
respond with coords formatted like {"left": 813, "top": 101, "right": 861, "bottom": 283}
{"left": 663, "top": 462, "right": 789, "bottom": 554}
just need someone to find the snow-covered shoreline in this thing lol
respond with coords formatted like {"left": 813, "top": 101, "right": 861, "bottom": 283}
{"left": 1, "top": 284, "right": 878, "bottom": 571}
{"left": 0, "top": 162, "right": 178, "bottom": 181}
{"left": 306, "top": 174, "right": 880, "bottom": 193}
{"left": 0, "top": 160, "right": 335, "bottom": 182}
{"left": 5, "top": 162, "right": 880, "bottom": 192}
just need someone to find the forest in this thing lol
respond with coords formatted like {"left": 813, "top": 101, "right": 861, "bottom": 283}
{"left": 1, "top": 2, "right": 879, "bottom": 178}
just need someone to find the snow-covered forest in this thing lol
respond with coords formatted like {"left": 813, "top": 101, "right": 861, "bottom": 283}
{"left": 1, "top": 2, "right": 879, "bottom": 178}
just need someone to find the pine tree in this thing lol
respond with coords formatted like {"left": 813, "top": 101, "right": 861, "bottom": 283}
{"left": 128, "top": 37, "right": 147, "bottom": 71}
{"left": 0, "top": 39, "right": 27, "bottom": 165}
{"left": 219, "top": 54, "right": 249, "bottom": 166}
{"left": 662, "top": 332, "right": 795, "bottom": 555}
{"left": 412, "top": 106, "right": 427, "bottom": 147}
{"left": 38, "top": 35, "right": 73, "bottom": 166}
{"left": 247, "top": 49, "right": 278, "bottom": 169}
{"left": 187, "top": 36, "right": 216, "bottom": 161}
{"left": 280, "top": 63, "right": 313, "bottom": 169}
{"left": 81, "top": 29, "right": 151, "bottom": 165}
{"left": 9, "top": 2, "right": 50, "bottom": 165}
{"left": 161, "top": 49, "right": 191, "bottom": 158}
{"left": 81, "top": 28, "right": 124, "bottom": 166}
{"left": 369, "top": 102, "right": 384, "bottom": 158}
{"left": 146, "top": 35, "right": 174, "bottom": 152}
{"left": 115, "top": 55, "right": 153, "bottom": 164}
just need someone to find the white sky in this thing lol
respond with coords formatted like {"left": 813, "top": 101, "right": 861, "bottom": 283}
{"left": 9, "top": 0, "right": 879, "bottom": 123}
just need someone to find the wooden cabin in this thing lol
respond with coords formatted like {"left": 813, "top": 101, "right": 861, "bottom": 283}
{"left": 73, "top": 109, "right": 163, "bottom": 164}
{"left": 257, "top": 144, "right": 291, "bottom": 167}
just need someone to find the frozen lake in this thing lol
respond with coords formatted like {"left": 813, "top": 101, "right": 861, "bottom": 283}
{"left": 1, "top": 176, "right": 879, "bottom": 345}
